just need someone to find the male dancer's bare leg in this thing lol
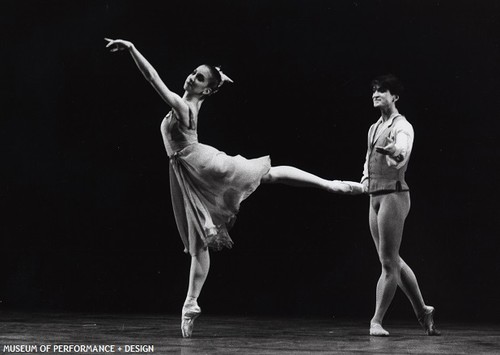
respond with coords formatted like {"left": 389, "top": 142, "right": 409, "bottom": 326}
{"left": 398, "top": 257, "right": 440, "bottom": 335}
{"left": 369, "top": 193, "right": 408, "bottom": 336}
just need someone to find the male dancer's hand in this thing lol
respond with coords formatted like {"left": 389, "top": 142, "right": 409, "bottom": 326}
{"left": 375, "top": 136, "right": 396, "bottom": 156}
{"left": 361, "top": 180, "right": 369, "bottom": 194}
{"left": 375, "top": 136, "right": 404, "bottom": 163}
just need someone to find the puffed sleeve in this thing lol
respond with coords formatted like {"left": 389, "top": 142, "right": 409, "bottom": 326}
{"left": 386, "top": 118, "right": 414, "bottom": 168}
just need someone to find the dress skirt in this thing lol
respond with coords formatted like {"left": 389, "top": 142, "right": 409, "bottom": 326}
{"left": 169, "top": 142, "right": 271, "bottom": 255}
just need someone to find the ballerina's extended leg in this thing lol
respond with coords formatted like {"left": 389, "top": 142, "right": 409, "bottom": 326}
{"left": 262, "top": 166, "right": 365, "bottom": 194}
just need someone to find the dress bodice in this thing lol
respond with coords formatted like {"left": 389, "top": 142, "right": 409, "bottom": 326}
{"left": 161, "top": 110, "right": 198, "bottom": 157}
{"left": 161, "top": 106, "right": 271, "bottom": 255}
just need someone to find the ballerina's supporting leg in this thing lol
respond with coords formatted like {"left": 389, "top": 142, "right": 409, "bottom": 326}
{"left": 182, "top": 248, "right": 210, "bottom": 338}
{"left": 261, "top": 166, "right": 362, "bottom": 193}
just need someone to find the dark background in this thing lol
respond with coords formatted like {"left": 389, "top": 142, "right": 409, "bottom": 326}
{"left": 1, "top": 0, "right": 499, "bottom": 322}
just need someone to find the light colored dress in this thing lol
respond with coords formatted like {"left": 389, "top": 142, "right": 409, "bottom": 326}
{"left": 161, "top": 109, "right": 271, "bottom": 255}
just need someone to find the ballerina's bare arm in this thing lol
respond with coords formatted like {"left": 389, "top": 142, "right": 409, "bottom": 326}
{"left": 105, "top": 38, "right": 190, "bottom": 126}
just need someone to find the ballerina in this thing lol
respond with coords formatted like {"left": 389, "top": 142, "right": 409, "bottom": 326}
{"left": 105, "top": 38, "right": 364, "bottom": 338}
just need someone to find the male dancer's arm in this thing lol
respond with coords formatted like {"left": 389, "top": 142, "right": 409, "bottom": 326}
{"left": 375, "top": 120, "right": 414, "bottom": 168}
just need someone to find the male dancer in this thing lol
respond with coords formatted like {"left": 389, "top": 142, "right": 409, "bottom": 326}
{"left": 361, "top": 74, "right": 440, "bottom": 336}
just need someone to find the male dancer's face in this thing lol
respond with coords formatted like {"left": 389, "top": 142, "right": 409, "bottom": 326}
{"left": 372, "top": 86, "right": 398, "bottom": 109}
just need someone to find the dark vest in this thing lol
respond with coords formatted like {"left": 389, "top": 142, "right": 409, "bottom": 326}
{"left": 367, "top": 115, "right": 410, "bottom": 194}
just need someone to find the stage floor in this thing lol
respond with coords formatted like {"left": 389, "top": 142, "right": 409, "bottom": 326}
{"left": 0, "top": 312, "right": 499, "bottom": 354}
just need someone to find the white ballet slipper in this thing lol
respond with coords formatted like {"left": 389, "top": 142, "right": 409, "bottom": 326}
{"left": 418, "top": 305, "right": 441, "bottom": 336}
{"left": 370, "top": 323, "right": 389, "bottom": 336}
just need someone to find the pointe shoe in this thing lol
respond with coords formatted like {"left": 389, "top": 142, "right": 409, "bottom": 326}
{"left": 328, "top": 180, "right": 353, "bottom": 194}
{"left": 345, "top": 181, "right": 366, "bottom": 195}
{"left": 181, "top": 303, "right": 201, "bottom": 338}
{"left": 328, "top": 180, "right": 366, "bottom": 195}
{"left": 370, "top": 323, "right": 389, "bottom": 336}
{"left": 418, "top": 306, "right": 441, "bottom": 336}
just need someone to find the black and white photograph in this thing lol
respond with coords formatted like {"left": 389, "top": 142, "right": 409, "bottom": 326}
{"left": 1, "top": 0, "right": 499, "bottom": 353}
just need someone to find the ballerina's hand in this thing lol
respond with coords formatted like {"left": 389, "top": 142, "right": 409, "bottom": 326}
{"left": 104, "top": 38, "right": 133, "bottom": 52}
